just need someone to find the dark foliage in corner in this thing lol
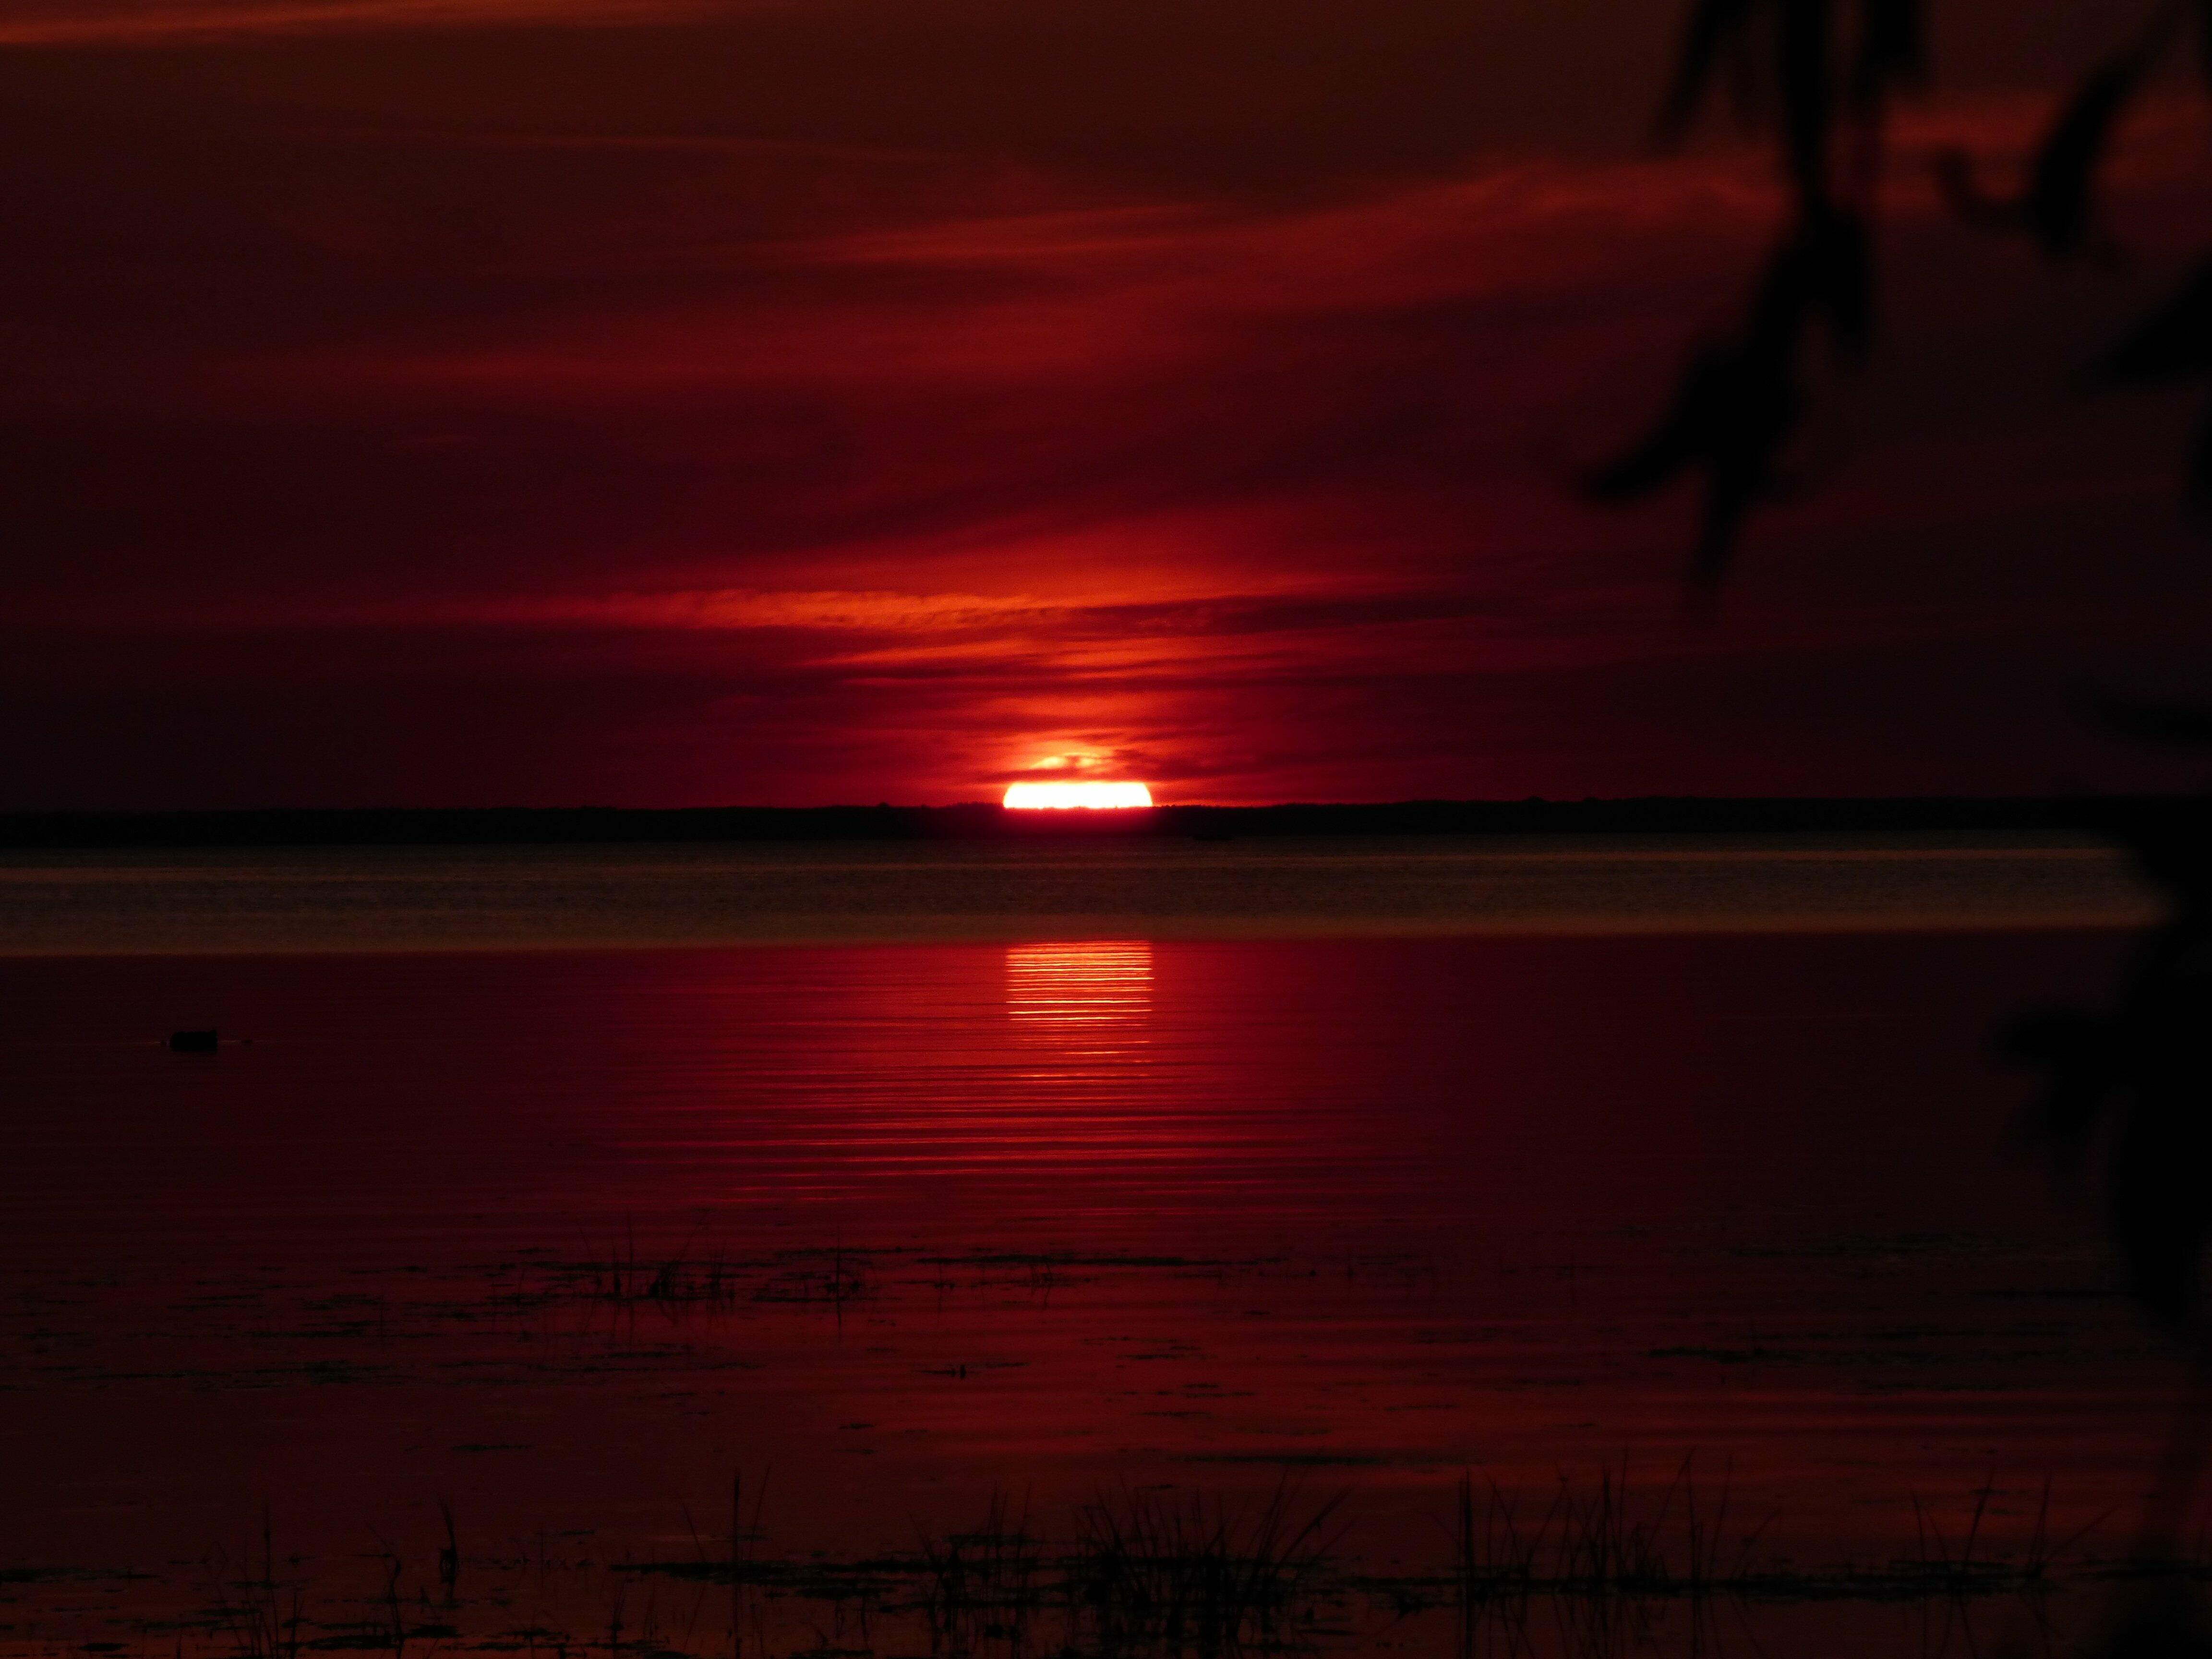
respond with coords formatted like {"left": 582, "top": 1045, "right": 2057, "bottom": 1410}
{"left": 1587, "top": 0, "right": 1914, "bottom": 593}
{"left": 1612, "top": 5, "right": 2212, "bottom": 1635}
{"left": 1621, "top": 5, "right": 2212, "bottom": 1339}
{"left": 2006, "top": 775, "right": 2212, "bottom": 1330}
{"left": 1592, "top": 0, "right": 1920, "bottom": 592}
{"left": 1599, "top": 0, "right": 2212, "bottom": 582}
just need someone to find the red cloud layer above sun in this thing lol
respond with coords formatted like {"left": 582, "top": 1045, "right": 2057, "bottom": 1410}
{"left": 2, "top": 2, "right": 2211, "bottom": 807}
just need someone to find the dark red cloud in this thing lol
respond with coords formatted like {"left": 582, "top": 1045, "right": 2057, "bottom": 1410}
{"left": 4, "top": 4, "right": 2212, "bottom": 805}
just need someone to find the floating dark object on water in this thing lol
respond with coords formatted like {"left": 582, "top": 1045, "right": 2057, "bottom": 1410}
{"left": 168, "top": 1029, "right": 218, "bottom": 1054}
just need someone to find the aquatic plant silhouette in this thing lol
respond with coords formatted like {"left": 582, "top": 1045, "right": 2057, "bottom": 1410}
{"left": 1067, "top": 1479, "right": 1346, "bottom": 1654}
{"left": 210, "top": 1515, "right": 304, "bottom": 1659}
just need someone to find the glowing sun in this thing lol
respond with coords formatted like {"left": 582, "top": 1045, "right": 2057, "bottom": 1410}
{"left": 1003, "top": 781, "right": 1154, "bottom": 809}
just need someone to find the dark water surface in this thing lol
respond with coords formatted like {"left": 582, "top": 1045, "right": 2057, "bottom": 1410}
{"left": 0, "top": 840, "right": 2184, "bottom": 1657}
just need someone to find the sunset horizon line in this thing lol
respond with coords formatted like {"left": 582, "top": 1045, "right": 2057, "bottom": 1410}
{"left": 0, "top": 794, "right": 2163, "bottom": 853}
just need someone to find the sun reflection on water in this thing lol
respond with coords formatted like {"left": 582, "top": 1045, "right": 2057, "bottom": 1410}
{"left": 1004, "top": 940, "right": 1153, "bottom": 1049}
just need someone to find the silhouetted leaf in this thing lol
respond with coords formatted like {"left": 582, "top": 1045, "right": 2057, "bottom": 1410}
{"left": 1588, "top": 210, "right": 1875, "bottom": 588}
{"left": 1804, "top": 205, "right": 1873, "bottom": 354}
{"left": 2089, "top": 264, "right": 2212, "bottom": 513}
{"left": 2105, "top": 981, "right": 2212, "bottom": 1330}
{"left": 2092, "top": 259, "right": 2212, "bottom": 385}
{"left": 2002, "top": 1007, "right": 2115, "bottom": 1161}
{"left": 1930, "top": 147, "right": 2017, "bottom": 232}
{"left": 2026, "top": 36, "right": 2162, "bottom": 257}
{"left": 1850, "top": 0, "right": 1923, "bottom": 108}
{"left": 2099, "top": 699, "right": 2212, "bottom": 746}
{"left": 1586, "top": 333, "right": 1798, "bottom": 589}
{"left": 1743, "top": 204, "right": 1872, "bottom": 354}
{"left": 1776, "top": 0, "right": 1837, "bottom": 204}
{"left": 1934, "top": 13, "right": 2172, "bottom": 260}
{"left": 2087, "top": 1582, "right": 2212, "bottom": 1658}
{"left": 1584, "top": 367, "right": 1714, "bottom": 503}
{"left": 2117, "top": 799, "right": 2212, "bottom": 899}
{"left": 1629, "top": 0, "right": 2212, "bottom": 1358}
{"left": 1659, "top": 0, "right": 1765, "bottom": 137}
{"left": 2015, "top": 786, "right": 2212, "bottom": 1334}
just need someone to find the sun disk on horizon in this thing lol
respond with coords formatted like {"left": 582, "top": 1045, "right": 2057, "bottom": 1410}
{"left": 1003, "top": 781, "right": 1154, "bottom": 809}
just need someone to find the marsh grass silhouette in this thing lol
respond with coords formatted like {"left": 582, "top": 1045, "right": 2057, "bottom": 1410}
{"left": 209, "top": 1516, "right": 305, "bottom": 1659}
{"left": 610, "top": 1478, "right": 1350, "bottom": 1657}
{"left": 153, "top": 1466, "right": 2172, "bottom": 1659}
{"left": 1065, "top": 1480, "right": 1348, "bottom": 1655}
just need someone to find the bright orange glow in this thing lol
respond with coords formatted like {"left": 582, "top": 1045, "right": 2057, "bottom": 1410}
{"left": 1002, "top": 781, "right": 1154, "bottom": 809}
{"left": 1005, "top": 941, "right": 1154, "bottom": 1040}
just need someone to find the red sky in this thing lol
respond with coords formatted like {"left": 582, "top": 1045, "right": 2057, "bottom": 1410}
{"left": 6, "top": 0, "right": 2212, "bottom": 806}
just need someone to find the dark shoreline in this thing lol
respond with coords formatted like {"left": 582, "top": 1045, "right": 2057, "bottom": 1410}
{"left": 0, "top": 795, "right": 2188, "bottom": 850}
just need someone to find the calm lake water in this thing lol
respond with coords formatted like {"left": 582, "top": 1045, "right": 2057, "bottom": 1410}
{"left": 0, "top": 835, "right": 2182, "bottom": 1658}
